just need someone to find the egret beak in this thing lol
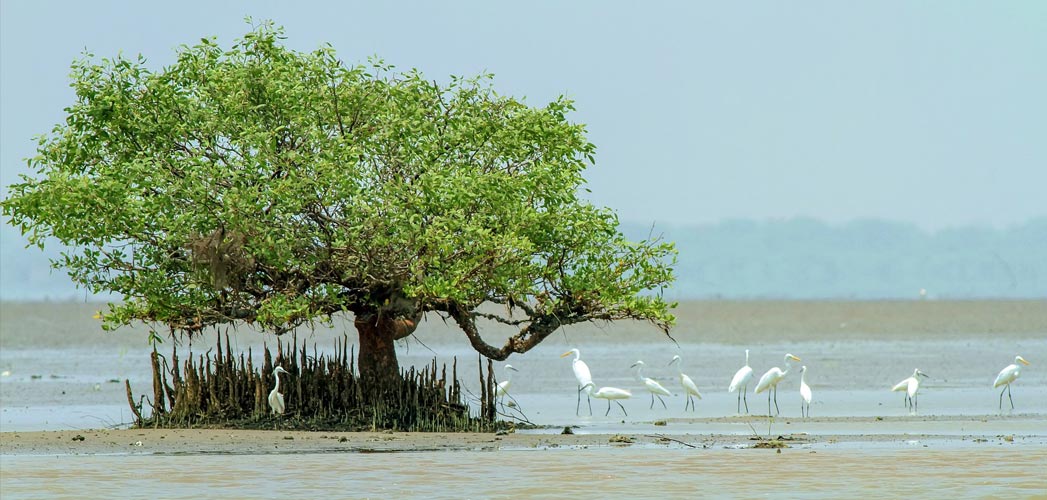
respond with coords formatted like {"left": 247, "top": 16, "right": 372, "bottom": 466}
{"left": 560, "top": 351, "right": 572, "bottom": 358}
{"left": 789, "top": 355, "right": 801, "bottom": 362}
{"left": 507, "top": 366, "right": 520, "bottom": 372}
{"left": 919, "top": 372, "right": 930, "bottom": 378}
{"left": 630, "top": 363, "right": 639, "bottom": 369}
{"left": 1019, "top": 357, "right": 1031, "bottom": 366}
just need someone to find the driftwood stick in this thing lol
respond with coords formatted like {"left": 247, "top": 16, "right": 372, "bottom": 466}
{"left": 644, "top": 434, "right": 697, "bottom": 448}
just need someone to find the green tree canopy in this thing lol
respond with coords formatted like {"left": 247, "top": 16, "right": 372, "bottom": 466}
{"left": 3, "top": 22, "right": 676, "bottom": 387}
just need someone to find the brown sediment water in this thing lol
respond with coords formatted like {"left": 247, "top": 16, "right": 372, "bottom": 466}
{"left": 1, "top": 445, "right": 1044, "bottom": 498}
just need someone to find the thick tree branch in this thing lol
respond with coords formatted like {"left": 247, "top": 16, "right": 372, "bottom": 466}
{"left": 444, "top": 301, "right": 610, "bottom": 361}
{"left": 472, "top": 311, "right": 529, "bottom": 326}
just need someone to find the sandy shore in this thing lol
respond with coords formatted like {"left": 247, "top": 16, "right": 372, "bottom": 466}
{"left": 3, "top": 414, "right": 1044, "bottom": 456}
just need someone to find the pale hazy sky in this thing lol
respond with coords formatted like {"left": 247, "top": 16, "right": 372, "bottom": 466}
{"left": 2, "top": 1, "right": 1045, "bottom": 231}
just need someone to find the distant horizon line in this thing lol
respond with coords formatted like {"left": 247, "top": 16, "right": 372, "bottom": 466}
{"left": 616, "top": 215, "right": 1047, "bottom": 233}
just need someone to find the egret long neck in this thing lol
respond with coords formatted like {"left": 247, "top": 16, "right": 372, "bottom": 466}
{"left": 274, "top": 371, "right": 282, "bottom": 391}
{"left": 745, "top": 350, "right": 750, "bottom": 366}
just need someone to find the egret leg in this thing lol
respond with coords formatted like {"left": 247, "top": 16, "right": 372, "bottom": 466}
{"left": 736, "top": 391, "right": 742, "bottom": 413}
{"left": 767, "top": 390, "right": 772, "bottom": 417}
{"left": 998, "top": 385, "right": 1007, "bottom": 410}
{"left": 576, "top": 385, "right": 582, "bottom": 416}
{"left": 1007, "top": 384, "right": 1014, "bottom": 410}
{"left": 617, "top": 401, "right": 628, "bottom": 416}
{"left": 605, "top": 400, "right": 612, "bottom": 416}
{"left": 742, "top": 387, "right": 749, "bottom": 413}
{"left": 772, "top": 386, "right": 780, "bottom": 416}
{"left": 649, "top": 393, "right": 655, "bottom": 409}
{"left": 657, "top": 394, "right": 667, "bottom": 409}
{"left": 577, "top": 386, "right": 593, "bottom": 416}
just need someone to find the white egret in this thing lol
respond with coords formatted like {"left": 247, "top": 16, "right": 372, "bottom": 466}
{"left": 495, "top": 364, "right": 520, "bottom": 398}
{"left": 668, "top": 355, "right": 702, "bottom": 411}
{"left": 754, "top": 353, "right": 801, "bottom": 416}
{"left": 993, "top": 355, "right": 1031, "bottom": 410}
{"left": 561, "top": 349, "right": 593, "bottom": 415}
{"left": 891, "top": 368, "right": 929, "bottom": 412}
{"left": 728, "top": 349, "right": 754, "bottom": 413}
{"left": 583, "top": 383, "right": 632, "bottom": 416}
{"left": 268, "top": 366, "right": 289, "bottom": 415}
{"left": 631, "top": 360, "right": 672, "bottom": 409}
{"left": 799, "top": 365, "right": 812, "bottom": 418}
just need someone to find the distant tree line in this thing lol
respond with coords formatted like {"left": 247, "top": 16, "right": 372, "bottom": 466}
{"left": 4, "top": 217, "right": 1044, "bottom": 301}
{"left": 622, "top": 217, "right": 1047, "bottom": 300}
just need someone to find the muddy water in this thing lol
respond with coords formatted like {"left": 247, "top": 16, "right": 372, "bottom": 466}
{"left": 2, "top": 447, "right": 1045, "bottom": 499}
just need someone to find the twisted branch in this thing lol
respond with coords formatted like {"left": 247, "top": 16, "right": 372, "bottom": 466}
{"left": 442, "top": 300, "right": 613, "bottom": 361}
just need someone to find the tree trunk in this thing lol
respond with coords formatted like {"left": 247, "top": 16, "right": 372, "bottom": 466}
{"left": 354, "top": 313, "right": 403, "bottom": 399}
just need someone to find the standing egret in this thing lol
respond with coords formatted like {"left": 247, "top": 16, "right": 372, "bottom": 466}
{"left": 496, "top": 364, "right": 520, "bottom": 399}
{"left": 668, "top": 355, "right": 702, "bottom": 411}
{"left": 891, "top": 368, "right": 929, "bottom": 412}
{"left": 728, "top": 349, "right": 754, "bottom": 413}
{"left": 583, "top": 383, "right": 632, "bottom": 416}
{"left": 754, "top": 353, "right": 801, "bottom": 416}
{"left": 561, "top": 349, "right": 593, "bottom": 416}
{"left": 799, "top": 365, "right": 812, "bottom": 418}
{"left": 268, "top": 366, "right": 289, "bottom": 415}
{"left": 993, "top": 355, "right": 1031, "bottom": 410}
{"left": 631, "top": 360, "right": 672, "bottom": 409}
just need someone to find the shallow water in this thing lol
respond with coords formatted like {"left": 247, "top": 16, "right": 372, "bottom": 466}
{"left": 3, "top": 447, "right": 1045, "bottom": 499}
{"left": 2, "top": 310, "right": 1045, "bottom": 430}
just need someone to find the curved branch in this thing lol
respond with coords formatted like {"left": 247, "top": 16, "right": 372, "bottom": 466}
{"left": 472, "top": 311, "right": 529, "bottom": 326}
{"left": 446, "top": 301, "right": 608, "bottom": 361}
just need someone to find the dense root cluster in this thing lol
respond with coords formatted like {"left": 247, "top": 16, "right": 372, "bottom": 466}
{"left": 128, "top": 333, "right": 500, "bottom": 432}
